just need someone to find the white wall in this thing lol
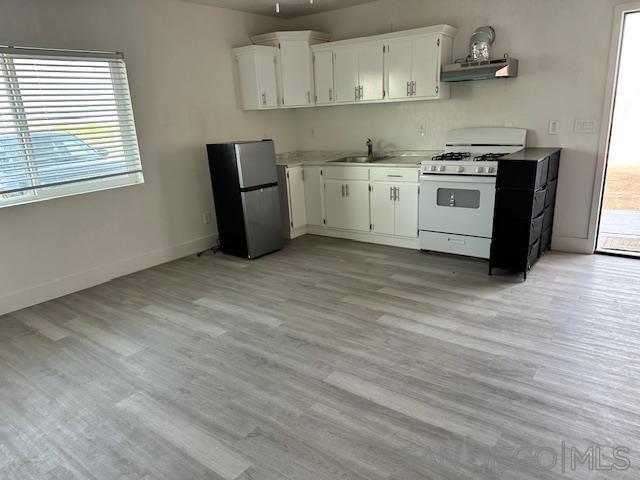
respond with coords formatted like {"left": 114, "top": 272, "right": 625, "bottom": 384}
{"left": 289, "top": 0, "right": 623, "bottom": 253}
{"left": 0, "top": 0, "right": 296, "bottom": 315}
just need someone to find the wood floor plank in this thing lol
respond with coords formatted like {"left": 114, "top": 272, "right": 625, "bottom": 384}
{"left": 324, "top": 370, "right": 499, "bottom": 446}
{"left": 140, "top": 304, "right": 227, "bottom": 338}
{"left": 117, "top": 392, "right": 252, "bottom": 479}
{"left": 64, "top": 317, "right": 145, "bottom": 357}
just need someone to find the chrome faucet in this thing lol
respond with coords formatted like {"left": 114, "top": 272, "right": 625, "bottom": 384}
{"left": 366, "top": 138, "right": 373, "bottom": 156}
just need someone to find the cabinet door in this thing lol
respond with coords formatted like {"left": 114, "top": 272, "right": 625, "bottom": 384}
{"left": 324, "top": 180, "right": 347, "bottom": 229}
{"left": 412, "top": 35, "right": 439, "bottom": 99}
{"left": 287, "top": 166, "right": 307, "bottom": 230}
{"left": 371, "top": 183, "right": 396, "bottom": 235}
{"left": 313, "top": 50, "right": 334, "bottom": 105}
{"left": 344, "top": 181, "right": 371, "bottom": 232}
{"left": 324, "top": 180, "right": 370, "bottom": 231}
{"left": 395, "top": 184, "right": 419, "bottom": 238}
{"left": 358, "top": 43, "right": 384, "bottom": 101}
{"left": 303, "top": 166, "right": 324, "bottom": 226}
{"left": 279, "top": 40, "right": 313, "bottom": 107}
{"left": 333, "top": 47, "right": 359, "bottom": 103}
{"left": 256, "top": 53, "right": 278, "bottom": 108}
{"left": 236, "top": 54, "right": 261, "bottom": 110}
{"left": 385, "top": 39, "right": 413, "bottom": 100}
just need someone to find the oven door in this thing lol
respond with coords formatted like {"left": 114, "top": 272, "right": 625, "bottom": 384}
{"left": 419, "top": 175, "right": 496, "bottom": 238}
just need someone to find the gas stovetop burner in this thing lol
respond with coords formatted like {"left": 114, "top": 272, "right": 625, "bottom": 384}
{"left": 431, "top": 152, "right": 471, "bottom": 161}
{"left": 473, "top": 153, "right": 508, "bottom": 162}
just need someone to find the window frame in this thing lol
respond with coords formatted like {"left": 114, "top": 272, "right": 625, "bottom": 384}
{"left": 0, "top": 46, "right": 144, "bottom": 208}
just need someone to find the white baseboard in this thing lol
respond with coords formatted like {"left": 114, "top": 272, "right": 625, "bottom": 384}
{"left": 552, "top": 235, "right": 594, "bottom": 254}
{"left": 0, "top": 234, "right": 218, "bottom": 316}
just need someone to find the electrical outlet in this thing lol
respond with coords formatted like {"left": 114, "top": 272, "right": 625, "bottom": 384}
{"left": 202, "top": 211, "right": 212, "bottom": 225}
{"left": 548, "top": 120, "right": 560, "bottom": 135}
{"left": 574, "top": 119, "right": 595, "bottom": 134}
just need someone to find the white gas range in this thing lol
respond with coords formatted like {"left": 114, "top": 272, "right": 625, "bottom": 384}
{"left": 419, "top": 127, "right": 527, "bottom": 259}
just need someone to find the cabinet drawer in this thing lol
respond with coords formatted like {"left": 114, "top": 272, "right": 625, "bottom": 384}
{"left": 530, "top": 213, "right": 544, "bottom": 245}
{"left": 495, "top": 189, "right": 534, "bottom": 218}
{"left": 492, "top": 216, "right": 533, "bottom": 251}
{"left": 497, "top": 159, "right": 548, "bottom": 190}
{"left": 532, "top": 187, "right": 547, "bottom": 218}
{"left": 535, "top": 158, "right": 549, "bottom": 190}
{"left": 420, "top": 231, "right": 491, "bottom": 259}
{"left": 528, "top": 237, "right": 541, "bottom": 268}
{"left": 371, "top": 167, "right": 419, "bottom": 183}
{"left": 545, "top": 177, "right": 558, "bottom": 207}
{"left": 323, "top": 166, "right": 369, "bottom": 181}
{"left": 548, "top": 151, "right": 560, "bottom": 180}
{"left": 543, "top": 205, "right": 554, "bottom": 231}
{"left": 540, "top": 227, "right": 552, "bottom": 254}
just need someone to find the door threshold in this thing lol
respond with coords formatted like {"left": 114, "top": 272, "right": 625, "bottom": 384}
{"left": 596, "top": 249, "right": 640, "bottom": 259}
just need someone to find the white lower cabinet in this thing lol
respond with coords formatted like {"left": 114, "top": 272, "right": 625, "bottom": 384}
{"left": 279, "top": 163, "right": 419, "bottom": 248}
{"left": 371, "top": 182, "right": 396, "bottom": 235}
{"left": 278, "top": 165, "right": 307, "bottom": 239}
{"left": 303, "top": 166, "right": 324, "bottom": 226}
{"left": 324, "top": 179, "right": 370, "bottom": 232}
{"left": 395, "top": 184, "right": 419, "bottom": 237}
{"left": 371, "top": 182, "right": 419, "bottom": 238}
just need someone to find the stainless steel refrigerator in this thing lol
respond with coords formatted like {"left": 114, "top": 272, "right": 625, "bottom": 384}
{"left": 206, "top": 140, "right": 284, "bottom": 259}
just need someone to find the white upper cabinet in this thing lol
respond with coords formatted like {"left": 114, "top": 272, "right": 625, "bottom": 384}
{"left": 251, "top": 31, "right": 330, "bottom": 108}
{"left": 385, "top": 34, "right": 449, "bottom": 100}
{"left": 233, "top": 46, "right": 279, "bottom": 110}
{"left": 357, "top": 42, "right": 384, "bottom": 101}
{"left": 411, "top": 35, "right": 441, "bottom": 98}
{"left": 385, "top": 38, "right": 413, "bottom": 100}
{"left": 332, "top": 47, "right": 359, "bottom": 104}
{"left": 328, "top": 43, "right": 384, "bottom": 103}
{"left": 312, "top": 50, "right": 335, "bottom": 105}
{"left": 235, "top": 25, "right": 456, "bottom": 110}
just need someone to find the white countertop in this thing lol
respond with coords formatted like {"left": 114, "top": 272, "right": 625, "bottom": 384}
{"left": 276, "top": 150, "right": 443, "bottom": 168}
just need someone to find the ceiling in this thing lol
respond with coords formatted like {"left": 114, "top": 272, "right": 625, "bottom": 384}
{"left": 182, "top": 0, "right": 377, "bottom": 18}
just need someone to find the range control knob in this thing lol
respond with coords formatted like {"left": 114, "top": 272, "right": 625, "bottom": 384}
{"left": 438, "top": 165, "right": 446, "bottom": 172}
{"left": 429, "top": 165, "right": 437, "bottom": 172}
{"left": 487, "top": 166, "right": 495, "bottom": 174}
{"left": 476, "top": 166, "right": 485, "bottom": 174}
{"left": 457, "top": 166, "right": 465, "bottom": 173}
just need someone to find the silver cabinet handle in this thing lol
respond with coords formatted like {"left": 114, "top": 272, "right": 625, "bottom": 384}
{"left": 355, "top": 86, "right": 359, "bottom": 101}
{"left": 390, "top": 186, "right": 393, "bottom": 200}
{"left": 307, "top": 91, "right": 311, "bottom": 103}
{"left": 407, "top": 81, "right": 411, "bottom": 97}
{"left": 412, "top": 81, "right": 416, "bottom": 96}
{"left": 262, "top": 92, "right": 267, "bottom": 105}
{"left": 346, "top": 184, "right": 349, "bottom": 197}
{"left": 359, "top": 85, "right": 363, "bottom": 100}
{"left": 329, "top": 88, "right": 333, "bottom": 101}
{"left": 341, "top": 184, "right": 345, "bottom": 197}
{"left": 396, "top": 187, "right": 400, "bottom": 201}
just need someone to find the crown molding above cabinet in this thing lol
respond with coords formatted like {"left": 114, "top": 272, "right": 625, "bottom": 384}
{"left": 233, "top": 25, "right": 457, "bottom": 111}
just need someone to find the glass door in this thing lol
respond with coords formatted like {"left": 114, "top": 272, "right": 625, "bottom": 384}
{"left": 598, "top": 11, "right": 640, "bottom": 256}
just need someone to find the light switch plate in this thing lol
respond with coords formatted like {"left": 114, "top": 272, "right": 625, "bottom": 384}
{"left": 548, "top": 120, "right": 560, "bottom": 135}
{"left": 574, "top": 119, "right": 595, "bottom": 134}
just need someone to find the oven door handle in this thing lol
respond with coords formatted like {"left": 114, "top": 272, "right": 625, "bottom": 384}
{"left": 420, "top": 175, "right": 496, "bottom": 185}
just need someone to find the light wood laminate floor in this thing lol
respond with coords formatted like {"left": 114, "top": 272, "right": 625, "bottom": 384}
{"left": 2, "top": 235, "right": 640, "bottom": 480}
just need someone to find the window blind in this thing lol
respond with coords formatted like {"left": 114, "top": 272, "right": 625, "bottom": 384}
{"left": 0, "top": 46, "right": 143, "bottom": 207}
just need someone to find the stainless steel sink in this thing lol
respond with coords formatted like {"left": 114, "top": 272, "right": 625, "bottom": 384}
{"left": 329, "top": 155, "right": 392, "bottom": 163}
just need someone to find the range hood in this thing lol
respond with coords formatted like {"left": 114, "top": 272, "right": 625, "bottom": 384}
{"left": 442, "top": 57, "right": 519, "bottom": 82}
